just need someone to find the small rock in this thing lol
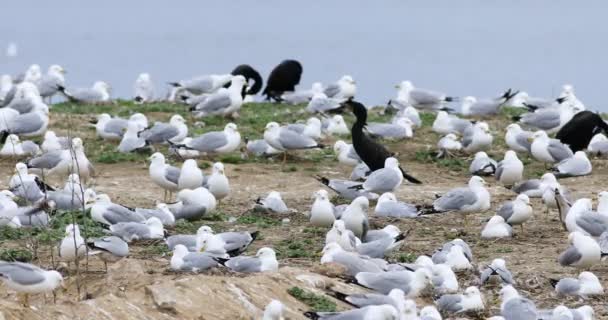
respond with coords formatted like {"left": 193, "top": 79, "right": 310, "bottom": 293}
{"left": 228, "top": 216, "right": 237, "bottom": 223}
{"left": 146, "top": 285, "right": 177, "bottom": 313}
{"left": 281, "top": 218, "right": 290, "bottom": 225}
{"left": 296, "top": 274, "right": 327, "bottom": 288}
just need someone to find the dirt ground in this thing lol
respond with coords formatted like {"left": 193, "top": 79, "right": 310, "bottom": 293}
{"left": 0, "top": 106, "right": 607, "bottom": 319}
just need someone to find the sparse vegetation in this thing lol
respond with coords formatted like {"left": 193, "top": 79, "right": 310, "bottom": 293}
{"left": 287, "top": 286, "right": 337, "bottom": 312}
{"left": 236, "top": 213, "right": 281, "bottom": 228}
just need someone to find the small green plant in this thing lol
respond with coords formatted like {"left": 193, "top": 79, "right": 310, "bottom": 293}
{"left": 0, "top": 248, "right": 33, "bottom": 262}
{"left": 419, "top": 112, "right": 437, "bottom": 127}
{"left": 394, "top": 252, "right": 417, "bottom": 263}
{"left": 287, "top": 287, "right": 337, "bottom": 312}
{"left": 236, "top": 213, "right": 281, "bottom": 228}
{"left": 0, "top": 226, "right": 28, "bottom": 241}
{"left": 414, "top": 150, "right": 466, "bottom": 171}
{"left": 276, "top": 238, "right": 317, "bottom": 259}
{"left": 219, "top": 154, "right": 248, "bottom": 164}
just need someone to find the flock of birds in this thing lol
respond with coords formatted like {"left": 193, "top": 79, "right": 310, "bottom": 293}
{"left": 0, "top": 60, "right": 607, "bottom": 320}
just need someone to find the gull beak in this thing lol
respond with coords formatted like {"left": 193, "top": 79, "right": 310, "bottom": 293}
{"left": 394, "top": 84, "right": 400, "bottom": 89}
{"left": 61, "top": 69, "right": 67, "bottom": 74}
{"left": 85, "top": 200, "right": 94, "bottom": 205}
{"left": 199, "top": 244, "right": 206, "bottom": 252}
{"left": 527, "top": 137, "right": 534, "bottom": 143}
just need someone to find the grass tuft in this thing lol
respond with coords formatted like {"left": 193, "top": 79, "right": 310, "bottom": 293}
{"left": 287, "top": 286, "right": 337, "bottom": 312}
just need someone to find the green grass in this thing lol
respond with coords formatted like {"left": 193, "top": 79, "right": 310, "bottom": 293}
{"left": 276, "top": 238, "right": 318, "bottom": 259}
{"left": 414, "top": 150, "right": 467, "bottom": 171}
{"left": 236, "top": 213, "right": 281, "bottom": 228}
{"left": 0, "top": 248, "right": 34, "bottom": 262}
{"left": 420, "top": 112, "right": 437, "bottom": 127}
{"left": 287, "top": 287, "right": 337, "bottom": 312}
{"left": 394, "top": 252, "right": 417, "bottom": 263}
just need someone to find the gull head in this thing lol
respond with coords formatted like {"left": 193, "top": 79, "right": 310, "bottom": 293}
{"left": 540, "top": 173, "right": 557, "bottom": 184}
{"left": 137, "top": 73, "right": 150, "bottom": 82}
{"left": 263, "top": 300, "right": 284, "bottom": 320}
{"left": 267, "top": 191, "right": 282, "bottom": 200}
{"left": 212, "top": 162, "right": 225, "bottom": 175}
{"left": 551, "top": 306, "right": 573, "bottom": 320}
{"left": 256, "top": 247, "right": 276, "bottom": 260}
{"left": 333, "top": 140, "right": 348, "bottom": 153}
{"left": 567, "top": 231, "right": 584, "bottom": 244}
{"left": 231, "top": 75, "right": 247, "bottom": 88}
{"left": 83, "top": 189, "right": 97, "bottom": 205}
{"left": 71, "top": 137, "right": 84, "bottom": 150}
{"left": 464, "top": 286, "right": 481, "bottom": 297}
{"left": 351, "top": 196, "right": 369, "bottom": 211}
{"left": 172, "top": 244, "right": 189, "bottom": 258}
{"left": 96, "top": 113, "right": 112, "bottom": 122}
{"left": 487, "top": 215, "right": 506, "bottom": 226}
{"left": 145, "top": 217, "right": 163, "bottom": 228}
{"left": 331, "top": 220, "right": 346, "bottom": 232}
{"left": 401, "top": 299, "right": 417, "bottom": 317}
{"left": 474, "top": 151, "right": 489, "bottom": 160}
{"left": 265, "top": 122, "right": 280, "bottom": 132}
{"left": 576, "top": 306, "right": 594, "bottom": 319}
{"left": 332, "top": 114, "right": 346, "bottom": 126}
{"left": 445, "top": 133, "right": 459, "bottom": 141}
{"left": 148, "top": 152, "right": 165, "bottom": 164}
{"left": 573, "top": 151, "right": 587, "bottom": 160}
{"left": 531, "top": 130, "right": 548, "bottom": 141}
{"left": 420, "top": 306, "right": 441, "bottom": 320}
{"left": 25, "top": 64, "right": 42, "bottom": 81}
{"left": 306, "top": 117, "right": 321, "bottom": 127}
{"left": 506, "top": 123, "right": 522, "bottom": 132}
{"left": 561, "top": 84, "right": 574, "bottom": 96}
{"left": 516, "top": 194, "right": 530, "bottom": 205}
{"left": 378, "top": 192, "right": 397, "bottom": 204}
{"left": 499, "top": 285, "right": 519, "bottom": 302}
{"left": 6, "top": 134, "right": 20, "bottom": 145}
{"left": 396, "top": 80, "right": 413, "bottom": 91}
{"left": 504, "top": 150, "right": 518, "bottom": 161}
{"left": 462, "top": 95, "right": 477, "bottom": 105}
{"left": 311, "top": 82, "right": 324, "bottom": 94}
{"left": 384, "top": 157, "right": 400, "bottom": 169}
{"left": 0, "top": 190, "right": 16, "bottom": 200}
{"left": 476, "top": 121, "right": 490, "bottom": 133}
{"left": 339, "top": 75, "right": 355, "bottom": 85}
{"left": 48, "top": 64, "right": 66, "bottom": 75}
{"left": 46, "top": 270, "right": 65, "bottom": 291}
{"left": 224, "top": 122, "right": 238, "bottom": 132}
{"left": 469, "top": 176, "right": 486, "bottom": 187}
{"left": 578, "top": 271, "right": 600, "bottom": 284}
{"left": 313, "top": 189, "right": 329, "bottom": 201}
{"left": 0, "top": 74, "right": 12, "bottom": 86}
{"left": 597, "top": 191, "right": 608, "bottom": 205}
{"left": 572, "top": 198, "right": 593, "bottom": 212}
{"left": 382, "top": 224, "right": 401, "bottom": 237}
{"left": 170, "top": 114, "right": 186, "bottom": 125}
{"left": 44, "top": 131, "right": 58, "bottom": 140}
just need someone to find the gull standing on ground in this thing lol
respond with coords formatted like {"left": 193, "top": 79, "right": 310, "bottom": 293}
{"left": 469, "top": 151, "right": 497, "bottom": 176}
{"left": 176, "top": 123, "right": 241, "bottom": 155}
{"left": 206, "top": 162, "right": 230, "bottom": 202}
{"left": 432, "top": 111, "right": 472, "bottom": 135}
{"left": 264, "top": 122, "right": 324, "bottom": 161}
{"left": 309, "top": 189, "right": 336, "bottom": 227}
{"left": 505, "top": 124, "right": 533, "bottom": 153}
{"left": 134, "top": 73, "right": 154, "bottom": 103}
{"left": 58, "top": 81, "right": 111, "bottom": 103}
{"left": 0, "top": 261, "right": 64, "bottom": 307}
{"left": 58, "top": 224, "right": 86, "bottom": 266}
{"left": 148, "top": 152, "right": 180, "bottom": 201}
{"left": 140, "top": 114, "right": 187, "bottom": 144}
{"left": 88, "top": 236, "right": 129, "bottom": 271}
{"left": 558, "top": 231, "right": 601, "bottom": 268}
{"left": 94, "top": 113, "right": 128, "bottom": 140}
{"left": 496, "top": 150, "right": 524, "bottom": 186}
{"left": 340, "top": 196, "right": 369, "bottom": 239}
{"left": 480, "top": 258, "right": 513, "bottom": 285}
{"left": 530, "top": 130, "right": 573, "bottom": 164}
{"left": 324, "top": 75, "right": 356, "bottom": 100}
{"left": 169, "top": 73, "right": 233, "bottom": 95}
{"left": 35, "top": 65, "right": 66, "bottom": 101}
{"left": 497, "top": 194, "right": 533, "bottom": 232}
{"left": 463, "top": 122, "right": 493, "bottom": 153}
{"left": 552, "top": 151, "right": 592, "bottom": 178}
{"left": 396, "top": 80, "right": 455, "bottom": 111}
{"left": 41, "top": 131, "right": 69, "bottom": 152}
{"left": 27, "top": 137, "right": 94, "bottom": 181}
{"left": 191, "top": 75, "right": 247, "bottom": 118}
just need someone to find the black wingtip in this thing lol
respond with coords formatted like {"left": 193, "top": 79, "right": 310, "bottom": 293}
{"left": 212, "top": 257, "right": 230, "bottom": 266}
{"left": 314, "top": 175, "right": 330, "bottom": 186}
{"left": 439, "top": 107, "right": 455, "bottom": 113}
{"left": 444, "top": 96, "right": 457, "bottom": 102}
{"left": 134, "top": 96, "right": 143, "bottom": 103}
{"left": 0, "top": 130, "right": 9, "bottom": 144}
{"left": 511, "top": 115, "right": 522, "bottom": 122}
{"left": 548, "top": 278, "right": 559, "bottom": 288}
{"left": 250, "top": 231, "right": 260, "bottom": 241}
{"left": 400, "top": 167, "right": 422, "bottom": 184}
{"left": 303, "top": 312, "right": 320, "bottom": 320}
{"left": 168, "top": 82, "right": 181, "bottom": 87}
{"left": 556, "top": 96, "right": 568, "bottom": 104}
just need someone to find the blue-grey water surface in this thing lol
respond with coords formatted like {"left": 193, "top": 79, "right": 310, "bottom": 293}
{"left": 2, "top": 1, "right": 607, "bottom": 110}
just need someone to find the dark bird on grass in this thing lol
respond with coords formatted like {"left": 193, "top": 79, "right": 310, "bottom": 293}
{"left": 224, "top": 64, "right": 263, "bottom": 99}
{"left": 556, "top": 110, "right": 608, "bottom": 152}
{"left": 343, "top": 100, "right": 421, "bottom": 184}
{"left": 262, "top": 60, "right": 303, "bottom": 101}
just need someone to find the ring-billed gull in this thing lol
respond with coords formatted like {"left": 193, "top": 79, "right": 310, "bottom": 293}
{"left": 135, "top": 203, "right": 175, "bottom": 226}
{"left": 496, "top": 150, "right": 524, "bottom": 186}
{"left": 355, "top": 268, "right": 432, "bottom": 297}
{"left": 559, "top": 84, "right": 585, "bottom": 111}
{"left": 346, "top": 100, "right": 421, "bottom": 184}
{"left": 286, "top": 117, "right": 322, "bottom": 140}
{"left": 0, "top": 134, "right": 39, "bottom": 157}
{"left": 530, "top": 130, "right": 573, "bottom": 164}
{"left": 432, "top": 111, "right": 472, "bottom": 135}
{"left": 564, "top": 198, "right": 608, "bottom": 236}
{"left": 206, "top": 162, "right": 230, "bottom": 201}
{"left": 0, "top": 261, "right": 64, "bottom": 306}
{"left": 195, "top": 228, "right": 228, "bottom": 257}
{"left": 133, "top": 73, "right": 154, "bottom": 103}
{"left": 325, "top": 220, "right": 359, "bottom": 251}
{"left": 166, "top": 226, "right": 257, "bottom": 255}
{"left": 245, "top": 138, "right": 280, "bottom": 157}
{"left": 363, "top": 225, "right": 401, "bottom": 243}
{"left": 140, "top": 114, "right": 187, "bottom": 144}
{"left": 175, "top": 123, "right": 241, "bottom": 155}
{"left": 59, "top": 224, "right": 86, "bottom": 267}
{"left": 170, "top": 244, "right": 217, "bottom": 272}
{"left": 0, "top": 74, "right": 14, "bottom": 102}
{"left": 510, "top": 91, "right": 562, "bottom": 110}
{"left": 216, "top": 247, "right": 278, "bottom": 273}
{"left": 41, "top": 131, "right": 69, "bottom": 152}
{"left": 462, "top": 122, "right": 493, "bottom": 153}
{"left": 431, "top": 263, "right": 459, "bottom": 293}
{"left": 168, "top": 187, "right": 216, "bottom": 220}
{"left": 87, "top": 193, "right": 145, "bottom": 225}
{"left": 500, "top": 285, "right": 537, "bottom": 320}
{"left": 480, "top": 258, "right": 513, "bottom": 285}
{"left": 588, "top": 133, "right": 608, "bottom": 156}
{"left": 178, "top": 159, "right": 203, "bottom": 190}
{"left": 460, "top": 89, "right": 518, "bottom": 116}
{"left": 310, "top": 189, "right": 336, "bottom": 227}
{"left": 497, "top": 194, "right": 533, "bottom": 232}
{"left": 264, "top": 122, "right": 324, "bottom": 159}
{"left": 262, "top": 299, "right": 284, "bottom": 320}
{"left": 558, "top": 231, "right": 601, "bottom": 268}
{"left": 367, "top": 118, "right": 413, "bottom": 139}
{"left": 395, "top": 80, "right": 455, "bottom": 111}
{"left": 5, "top": 82, "right": 43, "bottom": 114}
{"left": 551, "top": 151, "right": 592, "bottom": 178}
{"left": 469, "top": 151, "right": 497, "bottom": 176}
{"left": 324, "top": 75, "right": 356, "bottom": 100}
{"left": 117, "top": 121, "right": 147, "bottom": 153}
{"left": 315, "top": 176, "right": 379, "bottom": 200}
{"left": 27, "top": 137, "right": 94, "bottom": 180}
{"left": 58, "top": 81, "right": 111, "bottom": 103}
{"left": 505, "top": 124, "right": 533, "bottom": 153}
{"left": 436, "top": 286, "right": 485, "bottom": 314}
{"left": 305, "top": 91, "right": 342, "bottom": 113}
{"left": 88, "top": 236, "right": 129, "bottom": 271}
{"left": 94, "top": 113, "right": 128, "bottom": 140}
{"left": 437, "top": 133, "right": 462, "bottom": 157}
{"left": 374, "top": 192, "right": 418, "bottom": 218}
{"left": 340, "top": 196, "right": 369, "bottom": 239}
{"left": 191, "top": 75, "right": 247, "bottom": 118}
{"left": 432, "top": 242, "right": 473, "bottom": 271}
{"left": 515, "top": 104, "right": 578, "bottom": 134}
{"left": 423, "top": 176, "right": 490, "bottom": 224}
{"left": 355, "top": 231, "right": 406, "bottom": 258}
{"left": 333, "top": 140, "right": 360, "bottom": 166}
{"left": 148, "top": 152, "right": 180, "bottom": 200}
{"left": 254, "top": 191, "right": 289, "bottom": 214}
{"left": 169, "top": 74, "right": 233, "bottom": 95}
{"left": 262, "top": 60, "right": 302, "bottom": 101}
{"left": 110, "top": 217, "right": 165, "bottom": 243}
{"left": 2, "top": 102, "right": 49, "bottom": 137}
{"left": 304, "top": 305, "right": 399, "bottom": 320}
{"left": 352, "top": 157, "right": 403, "bottom": 193}
{"left": 551, "top": 271, "right": 604, "bottom": 297}
{"left": 481, "top": 216, "right": 512, "bottom": 239}
{"left": 34, "top": 65, "right": 66, "bottom": 100}
{"left": 324, "top": 114, "right": 350, "bottom": 135}
{"left": 330, "top": 288, "right": 406, "bottom": 313}
{"left": 280, "top": 82, "right": 322, "bottom": 105}
{"left": 320, "top": 243, "right": 385, "bottom": 276}
{"left": 393, "top": 106, "right": 421, "bottom": 128}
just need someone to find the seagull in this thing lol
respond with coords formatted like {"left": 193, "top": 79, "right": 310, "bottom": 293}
{"left": 216, "top": 247, "right": 278, "bottom": 273}
{"left": 264, "top": 122, "right": 324, "bottom": 161}
{"left": 496, "top": 150, "right": 524, "bottom": 186}
{"left": 2, "top": 101, "right": 49, "bottom": 137}
{"left": 148, "top": 152, "right": 180, "bottom": 201}
{"left": 41, "top": 131, "right": 69, "bottom": 152}
{"left": 0, "top": 261, "right": 64, "bottom": 307}
{"left": 500, "top": 285, "right": 537, "bottom": 320}
{"left": 437, "top": 133, "right": 462, "bottom": 157}
{"left": 436, "top": 286, "right": 485, "bottom": 314}
{"left": 394, "top": 106, "right": 421, "bottom": 128}
{"left": 305, "top": 91, "right": 342, "bottom": 113}
{"left": 58, "top": 81, "right": 111, "bottom": 103}
{"left": 340, "top": 196, "right": 369, "bottom": 239}
{"left": 374, "top": 192, "right": 418, "bottom": 218}
{"left": 245, "top": 138, "right": 280, "bottom": 157}
{"left": 58, "top": 224, "right": 86, "bottom": 266}
{"left": 262, "top": 300, "right": 284, "bottom": 320}
{"left": 364, "top": 225, "right": 403, "bottom": 243}
{"left": 530, "top": 130, "right": 573, "bottom": 164}
{"left": 333, "top": 140, "right": 360, "bottom": 166}
{"left": 170, "top": 244, "right": 218, "bottom": 272}
{"left": 178, "top": 159, "right": 203, "bottom": 190}
{"left": 310, "top": 189, "right": 336, "bottom": 227}
{"left": 34, "top": 65, "right": 66, "bottom": 101}
{"left": 109, "top": 217, "right": 165, "bottom": 243}
{"left": 280, "top": 82, "right": 323, "bottom": 105}
{"left": 135, "top": 203, "right": 176, "bottom": 226}
{"left": 559, "top": 84, "right": 585, "bottom": 111}
{"left": 355, "top": 268, "right": 432, "bottom": 297}
{"left": 315, "top": 176, "right": 379, "bottom": 201}
{"left": 469, "top": 151, "right": 497, "bottom": 176}
{"left": 460, "top": 91, "right": 516, "bottom": 116}
{"left": 497, "top": 194, "right": 533, "bottom": 232}
{"left": 169, "top": 73, "right": 233, "bottom": 95}
{"left": 356, "top": 231, "right": 406, "bottom": 258}
{"left": 324, "top": 115, "right": 350, "bottom": 136}
{"left": 324, "top": 75, "right": 356, "bottom": 100}
{"left": 551, "top": 151, "right": 592, "bottom": 178}
{"left": 168, "top": 187, "right": 216, "bottom": 220}
{"left": 139, "top": 114, "right": 187, "bottom": 144}
{"left": 432, "top": 242, "right": 473, "bottom": 271}
{"left": 481, "top": 216, "right": 513, "bottom": 239}
{"left": 419, "top": 306, "right": 442, "bottom": 320}
{"left": 551, "top": 271, "right": 604, "bottom": 297}
{"left": 515, "top": 103, "right": 578, "bottom": 134}
{"left": 117, "top": 121, "right": 147, "bottom": 153}
{"left": 94, "top": 113, "right": 128, "bottom": 140}
{"left": 191, "top": 75, "right": 247, "bottom": 118}
{"left": 5, "top": 82, "right": 45, "bottom": 114}
{"left": 564, "top": 198, "right": 608, "bottom": 237}
{"left": 0, "top": 134, "right": 39, "bottom": 157}
{"left": 175, "top": 123, "right": 241, "bottom": 155}
{"left": 462, "top": 122, "right": 493, "bottom": 153}
{"left": 320, "top": 243, "right": 385, "bottom": 276}
{"left": 26, "top": 137, "right": 94, "bottom": 181}
{"left": 87, "top": 193, "right": 145, "bottom": 225}
{"left": 433, "top": 111, "right": 473, "bottom": 135}
{"left": 587, "top": 133, "right": 608, "bottom": 156}
{"left": 367, "top": 118, "right": 413, "bottom": 139}
{"left": 304, "top": 305, "right": 399, "bottom": 320}
{"left": 286, "top": 117, "right": 322, "bottom": 140}
{"left": 88, "top": 236, "right": 129, "bottom": 271}
{"left": 195, "top": 229, "right": 228, "bottom": 257}
{"left": 558, "top": 232, "right": 601, "bottom": 268}
{"left": 133, "top": 73, "right": 154, "bottom": 103}
{"left": 422, "top": 176, "right": 490, "bottom": 225}
{"left": 255, "top": 191, "right": 289, "bottom": 214}
{"left": 505, "top": 124, "right": 533, "bottom": 153}
{"left": 480, "top": 258, "right": 514, "bottom": 285}
{"left": 395, "top": 80, "right": 455, "bottom": 111}
{"left": 206, "top": 162, "right": 230, "bottom": 202}
{"left": 351, "top": 157, "right": 404, "bottom": 193}
{"left": 431, "top": 263, "right": 459, "bottom": 294}
{"left": 325, "top": 220, "right": 361, "bottom": 251}
{"left": 330, "top": 288, "right": 406, "bottom": 313}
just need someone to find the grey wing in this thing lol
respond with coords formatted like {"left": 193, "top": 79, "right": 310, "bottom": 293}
{"left": 333, "top": 253, "right": 383, "bottom": 276}
{"left": 264, "top": 197, "right": 288, "bottom": 213}
{"left": 452, "top": 119, "right": 472, "bottom": 134}
{"left": 512, "top": 179, "right": 540, "bottom": 194}
{"left": 495, "top": 161, "right": 505, "bottom": 180}
{"left": 410, "top": 89, "right": 442, "bottom": 105}
{"left": 363, "top": 169, "right": 400, "bottom": 192}
{"left": 166, "top": 235, "right": 196, "bottom": 251}
{"left": 575, "top": 213, "right": 608, "bottom": 237}
{"left": 8, "top": 113, "right": 44, "bottom": 134}
{"left": 431, "top": 250, "right": 447, "bottom": 264}
{"left": 219, "top": 232, "right": 253, "bottom": 252}
{"left": 278, "top": 129, "right": 317, "bottom": 149}
{"left": 515, "top": 132, "right": 533, "bottom": 151}
{"left": 599, "top": 231, "right": 608, "bottom": 254}
{"left": 21, "top": 141, "right": 40, "bottom": 155}
{"left": 323, "top": 84, "right": 340, "bottom": 98}
{"left": 183, "top": 77, "right": 213, "bottom": 93}
{"left": 367, "top": 123, "right": 405, "bottom": 138}
{"left": 375, "top": 201, "right": 418, "bottom": 218}
{"left": 104, "top": 119, "right": 128, "bottom": 137}
{"left": 111, "top": 223, "right": 150, "bottom": 240}
{"left": 307, "top": 97, "right": 340, "bottom": 112}
{"left": 497, "top": 202, "right": 514, "bottom": 221}
{"left": 14, "top": 213, "right": 50, "bottom": 227}
{"left": 547, "top": 140, "right": 573, "bottom": 162}
{"left": 433, "top": 188, "right": 477, "bottom": 211}
{"left": 345, "top": 293, "right": 394, "bottom": 308}
{"left": 356, "top": 271, "right": 411, "bottom": 294}
{"left": 555, "top": 278, "right": 580, "bottom": 295}
{"left": 461, "top": 131, "right": 473, "bottom": 148}
{"left": 480, "top": 267, "right": 493, "bottom": 284}
{"left": 28, "top": 150, "right": 64, "bottom": 169}
{"left": 522, "top": 110, "right": 560, "bottom": 130}
{"left": 165, "top": 166, "right": 181, "bottom": 185}
{"left": 347, "top": 146, "right": 361, "bottom": 161}
{"left": 0, "top": 262, "right": 46, "bottom": 285}
{"left": 172, "top": 204, "right": 207, "bottom": 221}
{"left": 92, "top": 236, "right": 129, "bottom": 257}
{"left": 558, "top": 245, "right": 582, "bottom": 266}
{"left": 182, "top": 253, "right": 218, "bottom": 271}
{"left": 356, "top": 237, "right": 391, "bottom": 258}
{"left": 118, "top": 137, "right": 146, "bottom": 153}
{"left": 71, "top": 88, "right": 103, "bottom": 102}
{"left": 141, "top": 123, "right": 178, "bottom": 143}
{"left": 247, "top": 139, "right": 271, "bottom": 156}
{"left": 286, "top": 123, "right": 306, "bottom": 134}
{"left": 189, "top": 132, "right": 228, "bottom": 152}
{"left": 37, "top": 76, "right": 61, "bottom": 97}
{"left": 496, "top": 267, "right": 514, "bottom": 284}
{"left": 437, "top": 294, "right": 462, "bottom": 312}
{"left": 47, "top": 191, "right": 83, "bottom": 210}
{"left": 196, "top": 92, "right": 231, "bottom": 113}
{"left": 472, "top": 100, "right": 502, "bottom": 115}
{"left": 502, "top": 298, "right": 537, "bottom": 320}
{"left": 226, "top": 256, "right": 262, "bottom": 273}
{"left": 104, "top": 205, "right": 145, "bottom": 224}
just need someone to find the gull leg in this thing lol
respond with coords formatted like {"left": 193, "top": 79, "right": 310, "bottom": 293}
{"left": 282, "top": 152, "right": 287, "bottom": 165}
{"left": 520, "top": 224, "right": 524, "bottom": 233}
{"left": 21, "top": 293, "right": 30, "bottom": 307}
{"left": 104, "top": 261, "right": 108, "bottom": 273}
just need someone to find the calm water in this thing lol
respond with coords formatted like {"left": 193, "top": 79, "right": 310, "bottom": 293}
{"left": 2, "top": 1, "right": 607, "bottom": 110}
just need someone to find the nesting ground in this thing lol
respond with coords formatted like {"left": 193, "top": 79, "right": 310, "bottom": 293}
{"left": 0, "top": 102, "right": 606, "bottom": 319}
